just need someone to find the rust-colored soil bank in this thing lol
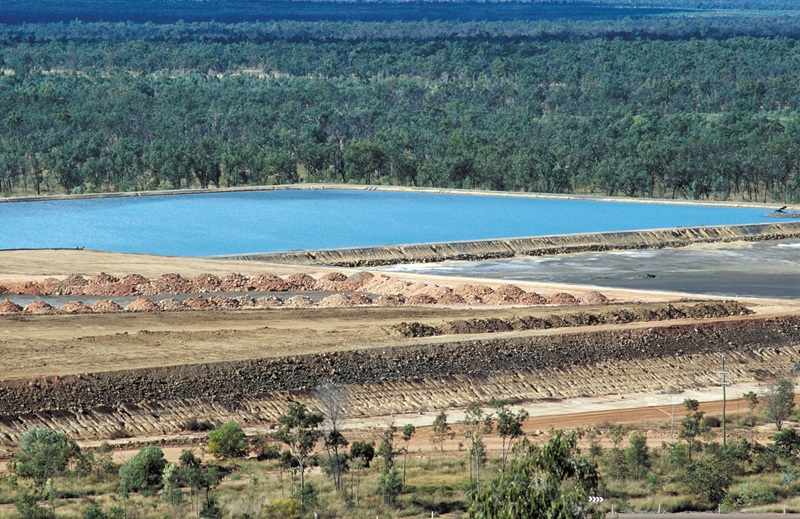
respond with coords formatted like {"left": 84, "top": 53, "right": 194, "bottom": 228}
{"left": 1, "top": 316, "right": 798, "bottom": 443}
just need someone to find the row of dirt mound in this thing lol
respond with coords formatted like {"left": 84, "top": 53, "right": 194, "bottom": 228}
{"left": 390, "top": 301, "right": 754, "bottom": 338}
{"left": 0, "top": 272, "right": 610, "bottom": 313}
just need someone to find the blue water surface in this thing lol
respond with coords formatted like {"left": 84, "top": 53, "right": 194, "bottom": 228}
{"left": 0, "top": 190, "right": 785, "bottom": 257}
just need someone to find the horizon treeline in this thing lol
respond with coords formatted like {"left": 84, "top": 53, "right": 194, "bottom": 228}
{"left": 1, "top": 15, "right": 800, "bottom": 202}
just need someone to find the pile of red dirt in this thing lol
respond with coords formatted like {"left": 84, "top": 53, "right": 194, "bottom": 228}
{"left": 142, "top": 274, "right": 195, "bottom": 296}
{"left": 219, "top": 273, "right": 253, "bottom": 292}
{"left": 547, "top": 292, "right": 580, "bottom": 305}
{"left": 284, "top": 295, "right": 314, "bottom": 307}
{"left": 347, "top": 293, "right": 372, "bottom": 305}
{"left": 582, "top": 291, "right": 610, "bottom": 305}
{"left": 250, "top": 274, "right": 289, "bottom": 292}
{"left": 183, "top": 296, "right": 212, "bottom": 310}
{"left": 125, "top": 297, "right": 160, "bottom": 312}
{"left": 156, "top": 298, "right": 188, "bottom": 311}
{"left": 24, "top": 301, "right": 54, "bottom": 314}
{"left": 0, "top": 298, "right": 23, "bottom": 313}
{"left": 84, "top": 273, "right": 120, "bottom": 296}
{"left": 192, "top": 274, "right": 222, "bottom": 293}
{"left": 207, "top": 296, "right": 239, "bottom": 310}
{"left": 60, "top": 301, "right": 92, "bottom": 314}
{"left": 318, "top": 294, "right": 354, "bottom": 308}
{"left": 406, "top": 294, "right": 437, "bottom": 306}
{"left": 90, "top": 300, "right": 123, "bottom": 313}
{"left": 255, "top": 295, "right": 283, "bottom": 307}
{"left": 285, "top": 273, "right": 317, "bottom": 291}
{"left": 316, "top": 272, "right": 348, "bottom": 291}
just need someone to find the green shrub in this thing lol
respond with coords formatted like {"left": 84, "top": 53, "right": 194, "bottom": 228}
{"left": 118, "top": 446, "right": 166, "bottom": 495}
{"left": 207, "top": 421, "right": 248, "bottom": 459}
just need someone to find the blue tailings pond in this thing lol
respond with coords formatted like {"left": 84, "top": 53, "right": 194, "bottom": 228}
{"left": 0, "top": 189, "right": 788, "bottom": 257}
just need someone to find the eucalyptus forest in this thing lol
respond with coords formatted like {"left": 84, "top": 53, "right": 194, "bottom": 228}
{"left": 2, "top": 2, "right": 800, "bottom": 202}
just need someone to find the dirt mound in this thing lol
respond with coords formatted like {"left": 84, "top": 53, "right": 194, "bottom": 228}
{"left": 347, "top": 293, "right": 372, "bottom": 305}
{"left": 23, "top": 301, "right": 54, "bottom": 314}
{"left": 483, "top": 284, "right": 527, "bottom": 305}
{"left": 318, "top": 294, "right": 354, "bottom": 308}
{"left": 52, "top": 274, "right": 89, "bottom": 296}
{"left": 192, "top": 274, "right": 222, "bottom": 293}
{"left": 418, "top": 285, "right": 466, "bottom": 305}
{"left": 582, "top": 291, "right": 610, "bottom": 305}
{"left": 125, "top": 297, "right": 160, "bottom": 312}
{"left": 517, "top": 292, "right": 547, "bottom": 305}
{"left": 255, "top": 295, "right": 283, "bottom": 307}
{"left": 362, "top": 275, "right": 409, "bottom": 295}
{"left": 396, "top": 301, "right": 754, "bottom": 338}
{"left": 454, "top": 284, "right": 495, "bottom": 297}
{"left": 219, "top": 273, "right": 253, "bottom": 292}
{"left": 157, "top": 298, "right": 188, "bottom": 312}
{"left": 0, "top": 298, "right": 23, "bottom": 313}
{"left": 84, "top": 273, "right": 120, "bottom": 296}
{"left": 207, "top": 296, "right": 240, "bottom": 310}
{"left": 183, "top": 296, "right": 212, "bottom": 310}
{"left": 440, "top": 318, "right": 514, "bottom": 335}
{"left": 143, "top": 273, "right": 194, "bottom": 295}
{"left": 345, "top": 271, "right": 375, "bottom": 290}
{"left": 405, "top": 294, "right": 437, "bottom": 306}
{"left": 316, "top": 272, "right": 348, "bottom": 291}
{"left": 547, "top": 292, "right": 580, "bottom": 305}
{"left": 60, "top": 301, "right": 92, "bottom": 314}
{"left": 391, "top": 321, "right": 440, "bottom": 338}
{"left": 250, "top": 273, "right": 289, "bottom": 292}
{"left": 234, "top": 296, "right": 258, "bottom": 308}
{"left": 284, "top": 295, "right": 315, "bottom": 308}
{"left": 11, "top": 281, "right": 46, "bottom": 296}
{"left": 89, "top": 300, "right": 123, "bottom": 313}
{"left": 374, "top": 294, "right": 405, "bottom": 306}
{"left": 118, "top": 274, "right": 149, "bottom": 296}
{"left": 285, "top": 273, "right": 317, "bottom": 291}
{"left": 0, "top": 286, "right": 7, "bottom": 295}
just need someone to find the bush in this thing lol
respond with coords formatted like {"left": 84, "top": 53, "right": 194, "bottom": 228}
{"left": 83, "top": 504, "right": 108, "bottom": 519}
{"left": 704, "top": 416, "right": 722, "bottom": 428}
{"left": 207, "top": 421, "right": 248, "bottom": 459}
{"left": 14, "top": 428, "right": 81, "bottom": 485}
{"left": 118, "top": 446, "right": 166, "bottom": 495}
{"left": 725, "top": 482, "right": 777, "bottom": 509}
{"left": 262, "top": 499, "right": 301, "bottom": 519}
{"left": 184, "top": 418, "right": 214, "bottom": 432}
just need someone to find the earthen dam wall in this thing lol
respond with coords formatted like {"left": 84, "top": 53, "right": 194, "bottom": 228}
{"left": 218, "top": 222, "right": 800, "bottom": 267}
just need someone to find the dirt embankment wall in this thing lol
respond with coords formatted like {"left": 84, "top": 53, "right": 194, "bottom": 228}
{"left": 2, "top": 316, "right": 799, "bottom": 417}
{"left": 219, "top": 222, "right": 800, "bottom": 266}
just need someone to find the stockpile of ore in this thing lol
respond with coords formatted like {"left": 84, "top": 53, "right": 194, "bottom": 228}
{"left": 0, "top": 271, "right": 607, "bottom": 314}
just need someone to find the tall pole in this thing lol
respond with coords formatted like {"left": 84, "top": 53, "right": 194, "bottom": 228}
{"left": 717, "top": 353, "right": 728, "bottom": 447}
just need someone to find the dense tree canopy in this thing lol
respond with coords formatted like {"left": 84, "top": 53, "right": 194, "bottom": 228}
{"left": 1, "top": 13, "right": 800, "bottom": 202}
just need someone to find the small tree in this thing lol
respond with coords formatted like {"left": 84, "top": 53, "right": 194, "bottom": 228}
{"left": 15, "top": 428, "right": 80, "bottom": 486}
{"left": 763, "top": 378, "right": 795, "bottom": 431}
{"left": 316, "top": 384, "right": 349, "bottom": 494}
{"left": 274, "top": 402, "right": 324, "bottom": 505}
{"left": 349, "top": 441, "right": 375, "bottom": 506}
{"left": 432, "top": 412, "right": 455, "bottom": 453}
{"left": 377, "top": 423, "right": 402, "bottom": 505}
{"left": 462, "top": 403, "right": 493, "bottom": 491}
{"left": 743, "top": 391, "right": 759, "bottom": 428}
{"left": 207, "top": 421, "right": 248, "bottom": 459}
{"left": 179, "top": 450, "right": 224, "bottom": 518}
{"left": 625, "top": 431, "right": 651, "bottom": 480}
{"left": 469, "top": 430, "right": 602, "bottom": 519}
{"left": 493, "top": 403, "right": 529, "bottom": 476}
{"left": 679, "top": 399, "right": 709, "bottom": 463}
{"left": 119, "top": 446, "right": 167, "bottom": 496}
{"left": 684, "top": 457, "right": 732, "bottom": 507}
{"left": 400, "top": 424, "right": 416, "bottom": 486}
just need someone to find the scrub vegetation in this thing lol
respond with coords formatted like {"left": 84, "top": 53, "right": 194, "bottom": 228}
{"left": 2, "top": 1, "right": 800, "bottom": 201}
{"left": 2, "top": 380, "right": 800, "bottom": 518}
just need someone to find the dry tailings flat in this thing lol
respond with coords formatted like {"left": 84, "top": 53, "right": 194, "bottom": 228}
{"left": 1, "top": 315, "right": 799, "bottom": 444}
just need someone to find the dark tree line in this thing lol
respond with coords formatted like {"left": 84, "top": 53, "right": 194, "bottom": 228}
{"left": 1, "top": 14, "right": 800, "bottom": 201}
